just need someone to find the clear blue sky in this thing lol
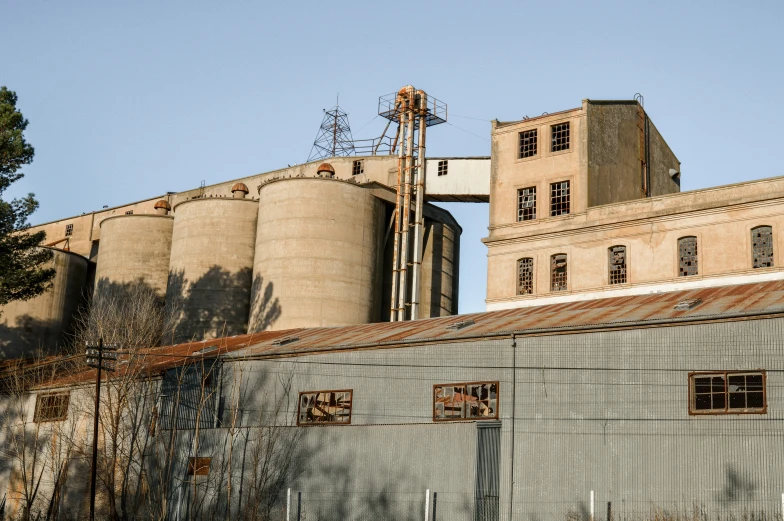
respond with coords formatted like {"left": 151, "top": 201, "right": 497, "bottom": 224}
{"left": 3, "top": 1, "right": 783, "bottom": 313}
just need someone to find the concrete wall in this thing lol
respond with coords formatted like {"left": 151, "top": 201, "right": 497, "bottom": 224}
{"left": 419, "top": 218, "right": 460, "bottom": 318}
{"left": 94, "top": 214, "right": 174, "bottom": 297}
{"left": 166, "top": 197, "right": 259, "bottom": 341}
{"left": 0, "top": 248, "right": 89, "bottom": 357}
{"left": 249, "top": 177, "right": 386, "bottom": 331}
{"left": 485, "top": 176, "right": 784, "bottom": 309}
{"left": 425, "top": 157, "right": 491, "bottom": 202}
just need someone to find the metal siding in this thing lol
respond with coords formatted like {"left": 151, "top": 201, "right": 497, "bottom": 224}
{"left": 476, "top": 421, "right": 502, "bottom": 521}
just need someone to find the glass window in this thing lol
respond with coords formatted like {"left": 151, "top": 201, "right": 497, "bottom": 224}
{"left": 551, "top": 254, "right": 567, "bottom": 292}
{"left": 297, "top": 390, "right": 352, "bottom": 425}
{"left": 34, "top": 392, "right": 70, "bottom": 422}
{"left": 752, "top": 226, "right": 774, "bottom": 268}
{"left": 551, "top": 122, "right": 570, "bottom": 152}
{"left": 678, "top": 236, "right": 698, "bottom": 276}
{"left": 517, "top": 258, "right": 534, "bottom": 295}
{"left": 437, "top": 160, "right": 448, "bottom": 176}
{"left": 690, "top": 371, "right": 766, "bottom": 414}
{"left": 433, "top": 382, "right": 498, "bottom": 421}
{"left": 519, "top": 129, "right": 537, "bottom": 158}
{"left": 550, "top": 181, "right": 570, "bottom": 216}
{"left": 352, "top": 160, "right": 364, "bottom": 176}
{"left": 608, "top": 246, "right": 627, "bottom": 285}
{"left": 517, "top": 187, "right": 536, "bottom": 221}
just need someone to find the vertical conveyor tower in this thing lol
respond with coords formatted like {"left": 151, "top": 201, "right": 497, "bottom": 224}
{"left": 379, "top": 86, "right": 447, "bottom": 321}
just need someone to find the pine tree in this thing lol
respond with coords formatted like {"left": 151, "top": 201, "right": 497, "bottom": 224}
{"left": 0, "top": 86, "right": 54, "bottom": 312}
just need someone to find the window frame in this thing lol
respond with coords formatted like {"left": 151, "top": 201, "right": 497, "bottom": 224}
{"left": 608, "top": 245, "right": 628, "bottom": 285}
{"left": 187, "top": 457, "right": 212, "bottom": 476}
{"left": 678, "top": 236, "right": 699, "bottom": 277}
{"left": 751, "top": 225, "right": 774, "bottom": 269}
{"left": 550, "top": 121, "right": 570, "bottom": 152}
{"left": 518, "top": 129, "right": 538, "bottom": 159}
{"left": 64, "top": 224, "right": 73, "bottom": 237}
{"left": 517, "top": 257, "right": 534, "bottom": 295}
{"left": 549, "top": 180, "right": 570, "bottom": 217}
{"left": 33, "top": 392, "right": 70, "bottom": 423}
{"left": 688, "top": 370, "right": 767, "bottom": 416}
{"left": 550, "top": 253, "right": 568, "bottom": 292}
{"left": 296, "top": 389, "right": 353, "bottom": 426}
{"left": 432, "top": 381, "right": 500, "bottom": 422}
{"left": 437, "top": 160, "right": 448, "bottom": 176}
{"left": 517, "top": 186, "right": 537, "bottom": 222}
{"left": 352, "top": 159, "right": 364, "bottom": 176}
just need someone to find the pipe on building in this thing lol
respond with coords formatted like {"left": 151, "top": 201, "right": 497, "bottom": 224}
{"left": 397, "top": 89, "right": 416, "bottom": 321}
{"left": 390, "top": 110, "right": 406, "bottom": 321}
{"left": 410, "top": 91, "right": 427, "bottom": 320}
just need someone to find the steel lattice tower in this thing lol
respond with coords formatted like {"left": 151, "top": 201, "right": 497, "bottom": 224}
{"left": 307, "top": 105, "right": 355, "bottom": 162}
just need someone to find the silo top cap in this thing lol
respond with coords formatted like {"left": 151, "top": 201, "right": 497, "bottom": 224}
{"left": 317, "top": 163, "right": 335, "bottom": 174}
{"left": 231, "top": 182, "right": 250, "bottom": 194}
{"left": 154, "top": 200, "right": 171, "bottom": 210}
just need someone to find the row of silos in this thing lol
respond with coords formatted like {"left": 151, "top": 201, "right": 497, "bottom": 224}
{"left": 92, "top": 172, "right": 461, "bottom": 342}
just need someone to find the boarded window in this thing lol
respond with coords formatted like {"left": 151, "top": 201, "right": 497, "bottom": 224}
{"left": 608, "top": 246, "right": 627, "bottom": 285}
{"left": 434, "top": 382, "right": 498, "bottom": 421}
{"left": 34, "top": 392, "right": 70, "bottom": 422}
{"left": 678, "top": 236, "right": 698, "bottom": 276}
{"left": 518, "top": 129, "right": 537, "bottom": 158}
{"left": 517, "top": 258, "right": 534, "bottom": 295}
{"left": 550, "top": 253, "right": 567, "bottom": 292}
{"left": 752, "top": 226, "right": 773, "bottom": 268}
{"left": 437, "top": 160, "right": 448, "bottom": 176}
{"left": 517, "top": 187, "right": 536, "bottom": 221}
{"left": 352, "top": 160, "right": 364, "bottom": 176}
{"left": 187, "top": 457, "right": 211, "bottom": 476}
{"left": 689, "top": 371, "right": 766, "bottom": 415}
{"left": 550, "top": 181, "right": 570, "bottom": 216}
{"left": 551, "top": 122, "right": 570, "bottom": 152}
{"left": 297, "top": 390, "right": 352, "bottom": 425}
{"left": 64, "top": 224, "right": 73, "bottom": 237}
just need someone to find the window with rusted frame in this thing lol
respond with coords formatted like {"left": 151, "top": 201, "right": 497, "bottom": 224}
{"left": 517, "top": 187, "right": 536, "bottom": 221}
{"left": 689, "top": 371, "right": 766, "bottom": 415}
{"left": 519, "top": 129, "right": 537, "bottom": 158}
{"left": 517, "top": 258, "right": 534, "bottom": 295}
{"left": 551, "top": 122, "right": 570, "bottom": 152}
{"left": 64, "top": 224, "right": 73, "bottom": 237}
{"left": 433, "top": 381, "right": 498, "bottom": 421}
{"left": 550, "top": 253, "right": 567, "bottom": 292}
{"left": 608, "top": 246, "right": 627, "bottom": 285}
{"left": 187, "top": 457, "right": 211, "bottom": 476}
{"left": 550, "top": 181, "right": 570, "bottom": 216}
{"left": 678, "top": 236, "right": 698, "bottom": 276}
{"left": 352, "top": 160, "right": 364, "bottom": 176}
{"left": 297, "top": 389, "right": 352, "bottom": 425}
{"left": 437, "top": 160, "right": 448, "bottom": 176}
{"left": 34, "top": 392, "right": 70, "bottom": 422}
{"left": 752, "top": 226, "right": 773, "bottom": 268}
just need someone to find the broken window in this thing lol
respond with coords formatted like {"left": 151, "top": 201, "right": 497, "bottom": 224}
{"left": 550, "top": 253, "right": 567, "bottom": 292}
{"left": 125, "top": 210, "right": 133, "bottom": 215}
{"left": 752, "top": 226, "right": 773, "bottom": 268}
{"left": 352, "top": 159, "right": 364, "bottom": 176}
{"left": 34, "top": 392, "right": 70, "bottom": 422}
{"left": 551, "top": 122, "right": 570, "bottom": 152}
{"left": 608, "top": 246, "right": 627, "bottom": 285}
{"left": 690, "top": 371, "right": 766, "bottom": 414}
{"left": 550, "top": 181, "right": 570, "bottom": 216}
{"left": 678, "top": 236, "right": 698, "bottom": 276}
{"left": 297, "top": 390, "right": 352, "bottom": 425}
{"left": 517, "top": 258, "right": 534, "bottom": 295}
{"left": 64, "top": 224, "right": 73, "bottom": 237}
{"left": 517, "top": 187, "right": 536, "bottom": 221}
{"left": 437, "top": 160, "right": 448, "bottom": 176}
{"left": 433, "top": 382, "right": 498, "bottom": 421}
{"left": 187, "top": 457, "right": 211, "bottom": 476}
{"left": 518, "top": 129, "right": 537, "bottom": 158}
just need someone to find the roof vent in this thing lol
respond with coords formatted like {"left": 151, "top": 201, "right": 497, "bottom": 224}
{"left": 446, "top": 319, "right": 475, "bottom": 331}
{"left": 271, "top": 336, "right": 299, "bottom": 346}
{"left": 674, "top": 298, "right": 702, "bottom": 311}
{"left": 194, "top": 345, "right": 219, "bottom": 355}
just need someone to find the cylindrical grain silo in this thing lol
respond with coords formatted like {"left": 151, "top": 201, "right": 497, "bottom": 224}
{"left": 166, "top": 196, "right": 258, "bottom": 341}
{"left": 0, "top": 248, "right": 89, "bottom": 358}
{"left": 418, "top": 216, "right": 461, "bottom": 318}
{"left": 249, "top": 176, "right": 385, "bottom": 331}
{"left": 94, "top": 214, "right": 174, "bottom": 298}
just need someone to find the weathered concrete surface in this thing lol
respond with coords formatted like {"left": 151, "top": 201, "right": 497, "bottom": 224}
{"left": 94, "top": 214, "right": 174, "bottom": 297}
{"left": 249, "top": 177, "right": 385, "bottom": 331}
{"left": 419, "top": 218, "right": 460, "bottom": 318}
{"left": 0, "top": 248, "right": 89, "bottom": 358}
{"left": 425, "top": 157, "right": 490, "bottom": 202}
{"left": 166, "top": 197, "right": 259, "bottom": 341}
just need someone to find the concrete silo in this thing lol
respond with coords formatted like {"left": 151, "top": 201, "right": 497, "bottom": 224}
{"left": 166, "top": 185, "right": 258, "bottom": 341}
{"left": 0, "top": 248, "right": 89, "bottom": 357}
{"left": 249, "top": 174, "right": 386, "bottom": 331}
{"left": 94, "top": 212, "right": 174, "bottom": 297}
{"left": 419, "top": 216, "right": 460, "bottom": 318}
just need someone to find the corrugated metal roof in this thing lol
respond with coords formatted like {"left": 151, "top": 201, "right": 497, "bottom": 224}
{"left": 22, "top": 280, "right": 784, "bottom": 388}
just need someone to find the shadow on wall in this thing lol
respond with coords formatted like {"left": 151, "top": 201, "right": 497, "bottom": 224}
{"left": 167, "top": 266, "right": 281, "bottom": 343}
{"left": 0, "top": 314, "right": 56, "bottom": 359}
{"left": 718, "top": 464, "right": 756, "bottom": 503}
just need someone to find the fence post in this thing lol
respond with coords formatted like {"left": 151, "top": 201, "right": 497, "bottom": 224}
{"left": 297, "top": 491, "right": 302, "bottom": 521}
{"left": 424, "top": 489, "right": 430, "bottom": 521}
{"left": 286, "top": 488, "right": 291, "bottom": 521}
{"left": 432, "top": 492, "right": 437, "bottom": 521}
{"left": 590, "top": 491, "right": 594, "bottom": 521}
{"left": 607, "top": 501, "right": 611, "bottom": 521}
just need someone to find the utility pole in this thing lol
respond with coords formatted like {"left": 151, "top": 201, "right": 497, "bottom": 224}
{"left": 85, "top": 339, "right": 118, "bottom": 521}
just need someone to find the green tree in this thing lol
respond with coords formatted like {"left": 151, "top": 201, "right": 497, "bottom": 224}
{"left": 0, "top": 86, "right": 54, "bottom": 311}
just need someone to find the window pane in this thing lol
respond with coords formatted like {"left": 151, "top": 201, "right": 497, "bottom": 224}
{"left": 435, "top": 382, "right": 498, "bottom": 421}
{"left": 519, "top": 129, "right": 538, "bottom": 158}
{"left": 694, "top": 377, "right": 711, "bottom": 394}
{"left": 711, "top": 376, "right": 725, "bottom": 393}
{"left": 694, "top": 394, "right": 712, "bottom": 410}
{"left": 752, "top": 226, "right": 774, "bottom": 268}
{"left": 608, "top": 246, "right": 627, "bottom": 285}
{"left": 728, "top": 392, "right": 746, "bottom": 410}
{"left": 550, "top": 181, "right": 570, "bottom": 216}
{"left": 747, "top": 392, "right": 764, "bottom": 409}
{"left": 517, "top": 187, "right": 536, "bottom": 221}
{"left": 551, "top": 254, "right": 568, "bottom": 292}
{"left": 712, "top": 392, "right": 725, "bottom": 410}
{"left": 551, "top": 122, "right": 570, "bottom": 152}
{"left": 727, "top": 375, "right": 745, "bottom": 392}
{"left": 746, "top": 374, "right": 763, "bottom": 391}
{"left": 678, "top": 237, "right": 698, "bottom": 276}
{"left": 518, "top": 258, "right": 534, "bottom": 295}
